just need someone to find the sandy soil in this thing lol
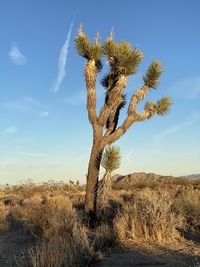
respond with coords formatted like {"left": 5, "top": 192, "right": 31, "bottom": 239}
{"left": 0, "top": 225, "right": 200, "bottom": 267}
{"left": 0, "top": 222, "right": 33, "bottom": 267}
{"left": 97, "top": 238, "right": 200, "bottom": 267}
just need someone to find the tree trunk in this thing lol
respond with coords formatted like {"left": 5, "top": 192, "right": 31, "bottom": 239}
{"left": 84, "top": 139, "right": 103, "bottom": 223}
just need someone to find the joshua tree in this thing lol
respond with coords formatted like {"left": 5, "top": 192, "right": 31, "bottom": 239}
{"left": 98, "top": 145, "right": 121, "bottom": 207}
{"left": 75, "top": 25, "right": 172, "bottom": 222}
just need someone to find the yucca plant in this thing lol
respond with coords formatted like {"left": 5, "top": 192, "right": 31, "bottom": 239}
{"left": 98, "top": 145, "right": 121, "bottom": 207}
{"left": 101, "top": 145, "right": 121, "bottom": 174}
{"left": 75, "top": 25, "right": 172, "bottom": 223}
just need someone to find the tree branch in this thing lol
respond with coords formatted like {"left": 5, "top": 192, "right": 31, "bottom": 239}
{"left": 85, "top": 60, "right": 98, "bottom": 126}
{"left": 104, "top": 95, "right": 126, "bottom": 136}
{"left": 103, "top": 109, "right": 155, "bottom": 145}
{"left": 98, "top": 75, "right": 127, "bottom": 126}
{"left": 103, "top": 85, "right": 149, "bottom": 142}
{"left": 128, "top": 85, "right": 149, "bottom": 115}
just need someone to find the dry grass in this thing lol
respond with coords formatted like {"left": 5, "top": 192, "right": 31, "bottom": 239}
{"left": 10, "top": 194, "right": 77, "bottom": 239}
{"left": 0, "top": 178, "right": 200, "bottom": 266}
{"left": 113, "top": 188, "right": 184, "bottom": 244}
{"left": 173, "top": 187, "right": 200, "bottom": 234}
{"left": 28, "top": 224, "right": 102, "bottom": 267}
{"left": 0, "top": 201, "right": 10, "bottom": 231}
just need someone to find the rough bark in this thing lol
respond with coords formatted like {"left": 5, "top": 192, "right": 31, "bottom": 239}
{"left": 84, "top": 138, "right": 104, "bottom": 222}
{"left": 85, "top": 60, "right": 97, "bottom": 126}
{"left": 98, "top": 75, "right": 127, "bottom": 126}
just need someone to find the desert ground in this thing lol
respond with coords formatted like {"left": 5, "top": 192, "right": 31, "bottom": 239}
{"left": 0, "top": 173, "right": 200, "bottom": 267}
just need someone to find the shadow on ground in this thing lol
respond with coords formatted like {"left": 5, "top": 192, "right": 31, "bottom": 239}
{"left": 96, "top": 244, "right": 200, "bottom": 267}
{"left": 0, "top": 220, "right": 34, "bottom": 267}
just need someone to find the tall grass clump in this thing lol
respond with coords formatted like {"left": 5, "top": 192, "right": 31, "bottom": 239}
{"left": 173, "top": 186, "right": 200, "bottom": 234}
{"left": 29, "top": 224, "right": 101, "bottom": 267}
{"left": 114, "top": 189, "right": 183, "bottom": 244}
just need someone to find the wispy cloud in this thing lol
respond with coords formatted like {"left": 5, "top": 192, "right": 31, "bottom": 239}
{"left": 169, "top": 76, "right": 200, "bottom": 99}
{"left": 53, "top": 22, "right": 73, "bottom": 92}
{"left": 9, "top": 44, "right": 27, "bottom": 65}
{"left": 39, "top": 111, "right": 49, "bottom": 117}
{"left": 64, "top": 86, "right": 104, "bottom": 106}
{"left": 2, "top": 97, "right": 45, "bottom": 115}
{"left": 154, "top": 113, "right": 200, "bottom": 143}
{"left": 3, "top": 126, "right": 18, "bottom": 134}
{"left": 2, "top": 101, "right": 29, "bottom": 112}
{"left": 125, "top": 148, "right": 134, "bottom": 163}
{"left": 64, "top": 90, "right": 86, "bottom": 105}
{"left": 24, "top": 96, "right": 40, "bottom": 105}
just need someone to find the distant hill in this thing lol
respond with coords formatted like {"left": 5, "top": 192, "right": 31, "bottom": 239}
{"left": 112, "top": 172, "right": 200, "bottom": 189}
{"left": 180, "top": 174, "right": 200, "bottom": 180}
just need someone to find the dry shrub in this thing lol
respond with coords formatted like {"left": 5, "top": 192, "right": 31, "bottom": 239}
{"left": 10, "top": 195, "right": 77, "bottom": 239}
{"left": 0, "top": 213, "right": 9, "bottom": 231}
{"left": 28, "top": 223, "right": 103, "bottom": 267}
{"left": 11, "top": 194, "right": 103, "bottom": 267}
{"left": 93, "top": 223, "right": 116, "bottom": 251}
{"left": 173, "top": 187, "right": 200, "bottom": 234}
{"left": 114, "top": 189, "right": 183, "bottom": 244}
{"left": 0, "top": 201, "right": 10, "bottom": 231}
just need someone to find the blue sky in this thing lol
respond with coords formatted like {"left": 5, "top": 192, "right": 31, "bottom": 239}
{"left": 0, "top": 0, "right": 200, "bottom": 184}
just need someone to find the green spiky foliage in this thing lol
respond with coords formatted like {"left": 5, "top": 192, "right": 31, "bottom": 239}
{"left": 143, "top": 60, "right": 163, "bottom": 88}
{"left": 74, "top": 25, "right": 173, "bottom": 221}
{"left": 156, "top": 96, "right": 172, "bottom": 115}
{"left": 103, "top": 41, "right": 144, "bottom": 75}
{"left": 144, "top": 101, "right": 156, "bottom": 114}
{"left": 145, "top": 97, "right": 172, "bottom": 116}
{"left": 75, "top": 29, "right": 103, "bottom": 71}
{"left": 101, "top": 145, "right": 121, "bottom": 173}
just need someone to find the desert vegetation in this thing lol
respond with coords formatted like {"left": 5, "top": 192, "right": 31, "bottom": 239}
{"left": 1, "top": 24, "right": 199, "bottom": 267}
{"left": 75, "top": 25, "right": 172, "bottom": 221}
{"left": 0, "top": 175, "right": 200, "bottom": 266}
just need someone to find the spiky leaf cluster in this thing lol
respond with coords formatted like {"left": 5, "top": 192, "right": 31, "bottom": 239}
{"left": 75, "top": 30, "right": 103, "bottom": 63}
{"left": 102, "top": 39, "right": 117, "bottom": 62}
{"left": 101, "top": 145, "right": 121, "bottom": 172}
{"left": 143, "top": 60, "right": 163, "bottom": 88}
{"left": 156, "top": 96, "right": 172, "bottom": 115}
{"left": 144, "top": 101, "right": 156, "bottom": 113}
{"left": 75, "top": 33, "right": 90, "bottom": 59}
{"left": 103, "top": 40, "right": 143, "bottom": 76}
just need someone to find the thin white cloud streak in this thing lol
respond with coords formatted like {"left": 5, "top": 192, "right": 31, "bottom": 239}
{"left": 3, "top": 126, "right": 18, "bottom": 134}
{"left": 125, "top": 148, "right": 134, "bottom": 163}
{"left": 53, "top": 22, "right": 73, "bottom": 92}
{"left": 154, "top": 113, "right": 200, "bottom": 143}
{"left": 64, "top": 90, "right": 86, "bottom": 105}
{"left": 39, "top": 111, "right": 49, "bottom": 117}
{"left": 64, "top": 86, "right": 104, "bottom": 106}
{"left": 169, "top": 76, "right": 200, "bottom": 99}
{"left": 24, "top": 96, "right": 40, "bottom": 105}
{"left": 124, "top": 148, "right": 160, "bottom": 164}
{"left": 2, "top": 101, "right": 29, "bottom": 112}
{"left": 2, "top": 98, "right": 47, "bottom": 116}
{"left": 9, "top": 44, "right": 27, "bottom": 65}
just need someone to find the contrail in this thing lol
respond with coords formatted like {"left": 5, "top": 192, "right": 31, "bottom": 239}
{"left": 53, "top": 22, "right": 73, "bottom": 93}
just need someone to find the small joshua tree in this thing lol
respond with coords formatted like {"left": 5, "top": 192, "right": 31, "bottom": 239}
{"left": 75, "top": 25, "right": 172, "bottom": 222}
{"left": 98, "top": 145, "right": 121, "bottom": 207}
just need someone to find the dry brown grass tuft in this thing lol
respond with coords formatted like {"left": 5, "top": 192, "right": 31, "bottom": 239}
{"left": 0, "top": 201, "right": 10, "bottom": 231}
{"left": 29, "top": 224, "right": 101, "bottom": 267}
{"left": 114, "top": 189, "right": 184, "bottom": 244}
{"left": 1, "top": 178, "right": 200, "bottom": 266}
{"left": 173, "top": 187, "right": 200, "bottom": 234}
{"left": 10, "top": 195, "right": 77, "bottom": 239}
